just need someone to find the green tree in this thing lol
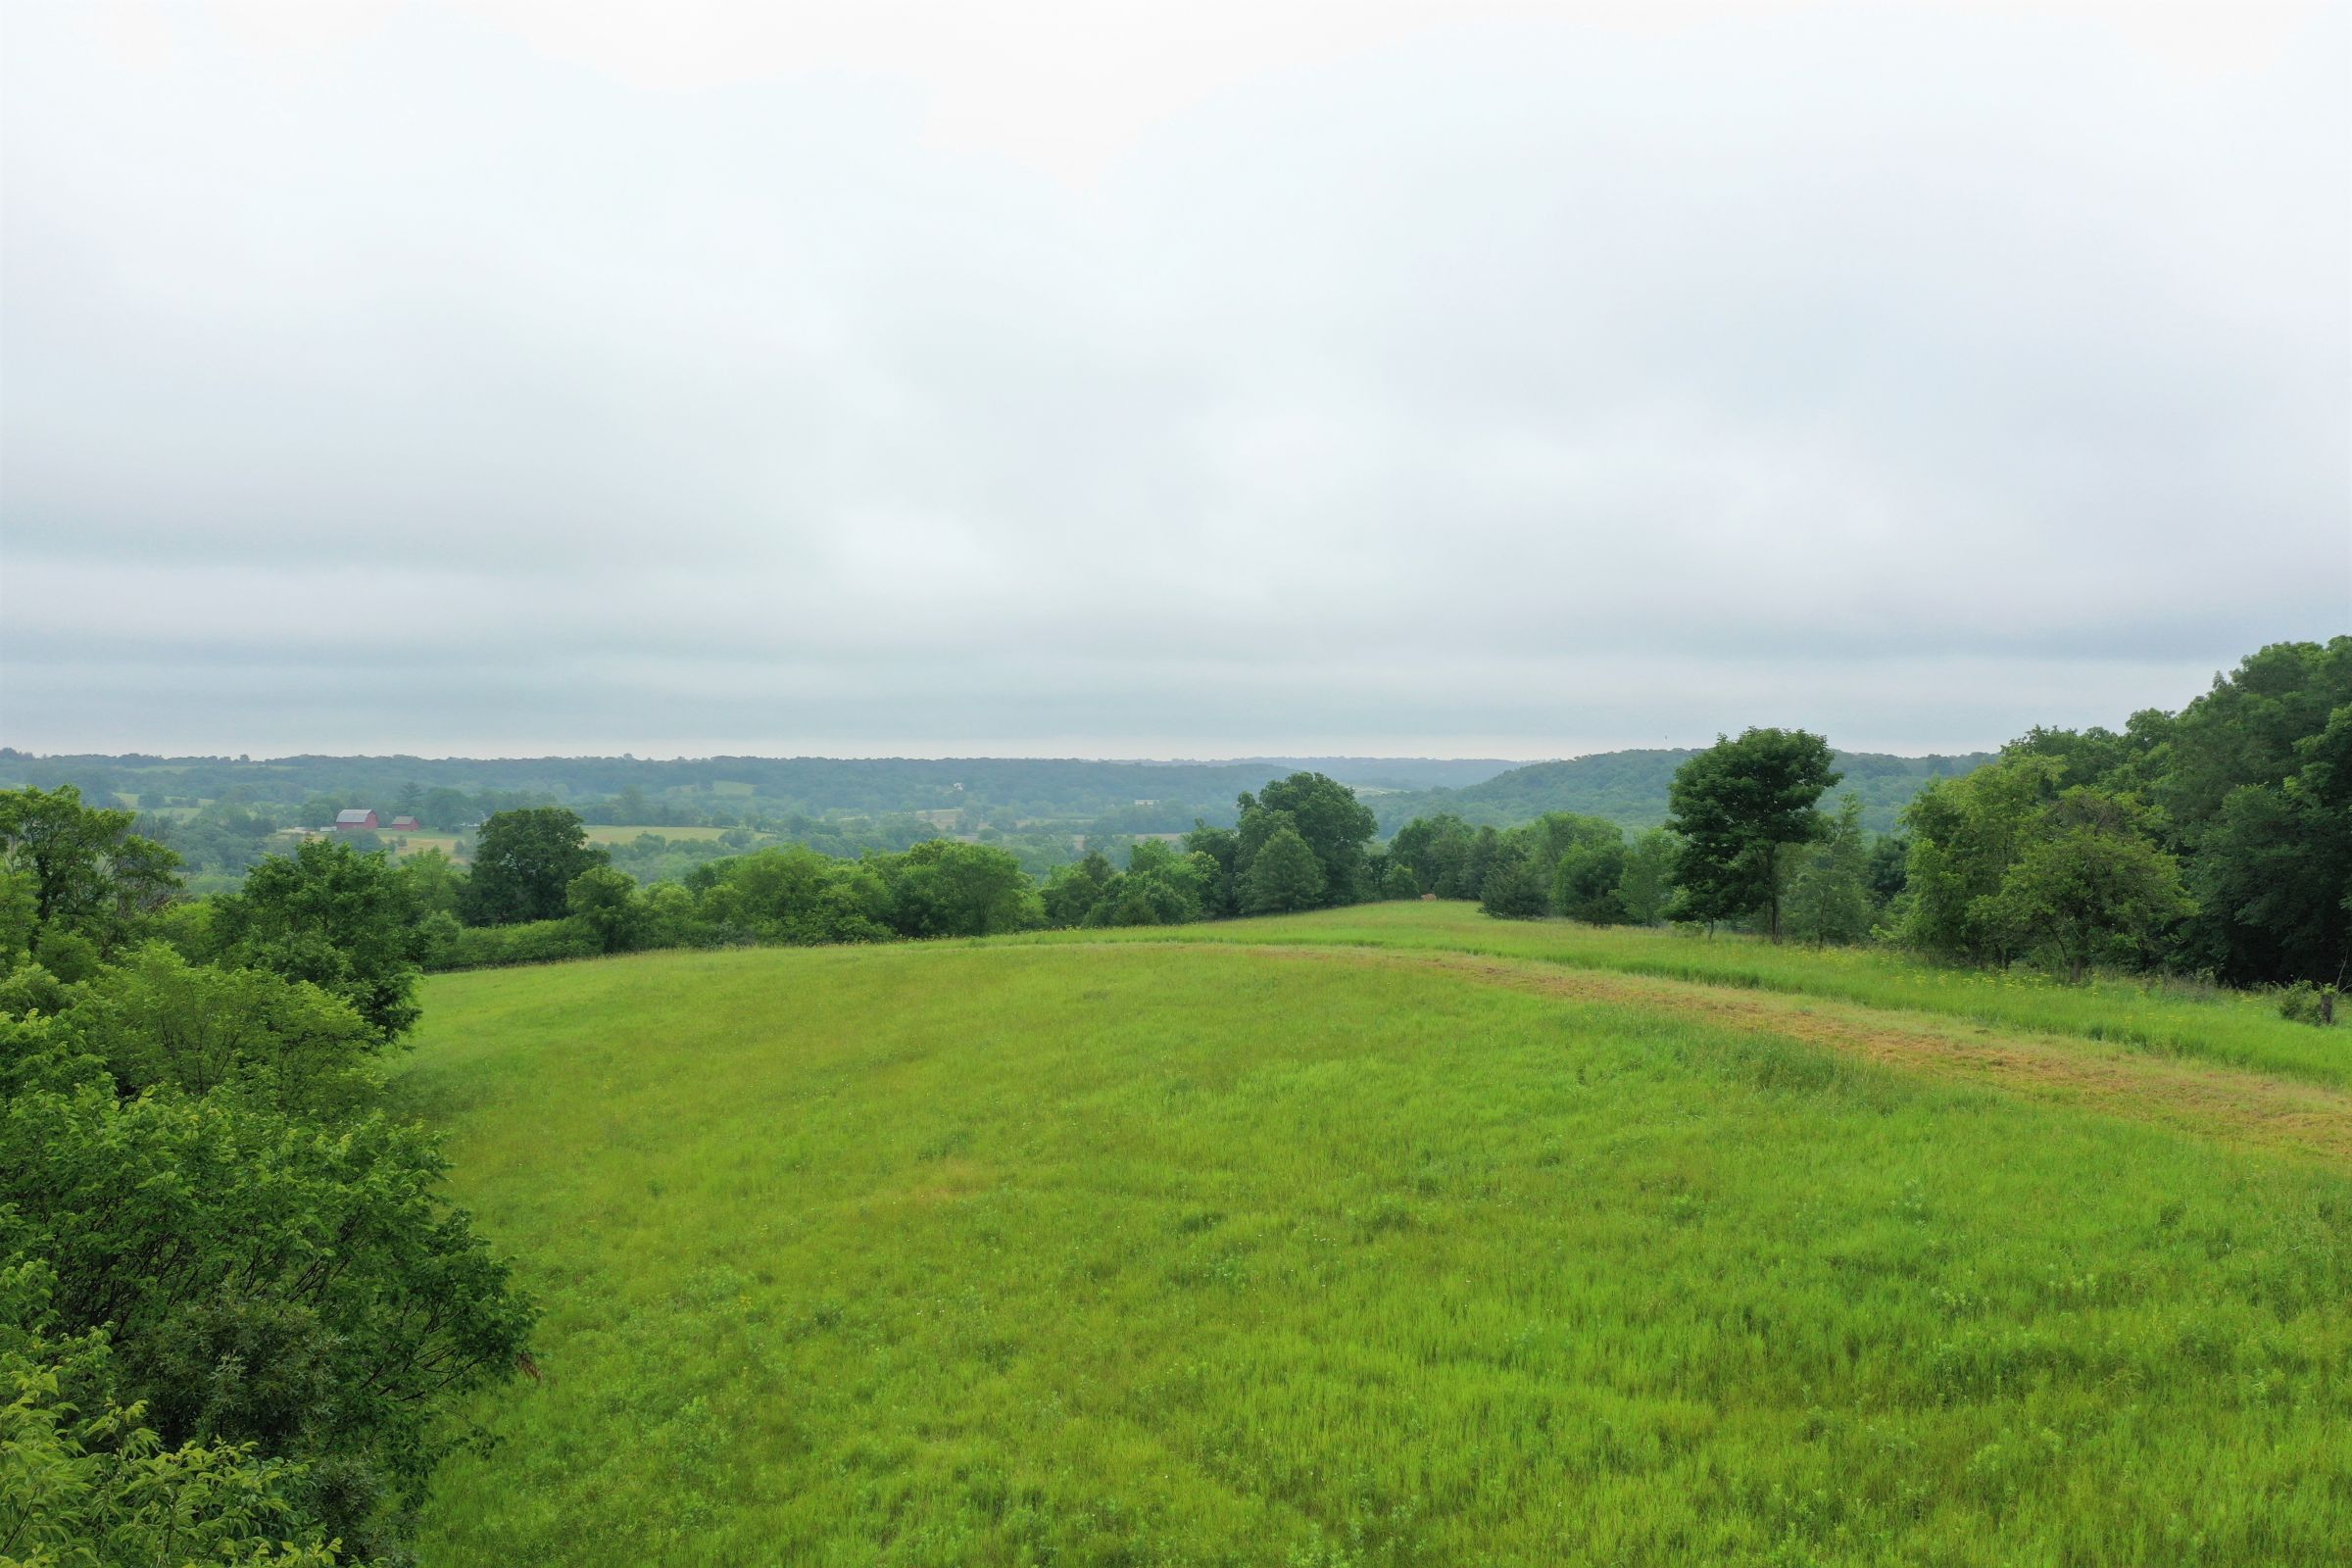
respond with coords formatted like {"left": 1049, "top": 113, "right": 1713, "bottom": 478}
{"left": 0, "top": 786, "right": 182, "bottom": 956}
{"left": 211, "top": 836, "right": 423, "bottom": 1039}
{"left": 1783, "top": 797, "right": 1873, "bottom": 947}
{"left": 1240, "top": 826, "right": 1325, "bottom": 914}
{"left": 0, "top": 1262, "right": 341, "bottom": 1568}
{"left": 882, "top": 841, "right": 1039, "bottom": 937}
{"left": 395, "top": 847, "right": 468, "bottom": 919}
{"left": 1180, "top": 824, "right": 1241, "bottom": 917}
{"left": 567, "top": 865, "right": 651, "bottom": 954}
{"left": 1479, "top": 847, "right": 1550, "bottom": 920}
{"left": 0, "top": 1082, "right": 534, "bottom": 1558}
{"left": 71, "top": 944, "right": 385, "bottom": 1118}
{"left": 1666, "top": 729, "right": 1842, "bottom": 939}
{"left": 1553, "top": 837, "right": 1629, "bottom": 924}
{"left": 1899, "top": 758, "right": 2063, "bottom": 963}
{"left": 463, "top": 808, "right": 608, "bottom": 926}
{"left": 1388, "top": 813, "right": 1476, "bottom": 898}
{"left": 1042, "top": 851, "right": 1117, "bottom": 926}
{"left": 1980, "top": 792, "right": 2194, "bottom": 981}
{"left": 1251, "top": 773, "right": 1378, "bottom": 905}
{"left": 1615, "top": 829, "right": 1677, "bottom": 926}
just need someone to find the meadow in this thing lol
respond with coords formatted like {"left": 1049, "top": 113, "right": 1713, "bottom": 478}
{"left": 1012, "top": 903, "right": 2350, "bottom": 1090}
{"left": 400, "top": 905, "right": 2352, "bottom": 1565}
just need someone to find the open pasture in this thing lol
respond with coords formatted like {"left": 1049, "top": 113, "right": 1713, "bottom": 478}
{"left": 401, "top": 906, "right": 2352, "bottom": 1566}
{"left": 581, "top": 822, "right": 732, "bottom": 845}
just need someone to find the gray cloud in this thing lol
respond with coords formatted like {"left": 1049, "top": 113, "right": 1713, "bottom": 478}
{"left": 3, "top": 1, "right": 2345, "bottom": 759}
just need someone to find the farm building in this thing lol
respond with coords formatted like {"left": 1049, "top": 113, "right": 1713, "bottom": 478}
{"left": 388, "top": 814, "right": 421, "bottom": 831}
{"left": 334, "top": 808, "right": 379, "bottom": 830}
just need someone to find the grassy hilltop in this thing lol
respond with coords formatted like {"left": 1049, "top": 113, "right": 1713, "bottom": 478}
{"left": 401, "top": 904, "right": 2352, "bottom": 1566}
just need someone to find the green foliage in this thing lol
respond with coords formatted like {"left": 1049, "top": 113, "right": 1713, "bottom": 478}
{"left": 2009, "top": 640, "right": 2352, "bottom": 986}
{"left": 0, "top": 789, "right": 535, "bottom": 1563}
{"left": 1979, "top": 793, "right": 2196, "bottom": 982}
{"left": 879, "top": 840, "right": 1040, "bottom": 938}
{"left": 1552, "top": 832, "right": 1630, "bottom": 925}
{"left": 1666, "top": 728, "right": 1842, "bottom": 938}
{"left": 1371, "top": 747, "right": 1989, "bottom": 834}
{"left": 211, "top": 837, "right": 422, "bottom": 1040}
{"left": 1242, "top": 774, "right": 1377, "bottom": 906}
{"left": 1477, "top": 847, "right": 1549, "bottom": 919}
{"left": 2275, "top": 982, "right": 2339, "bottom": 1028}
{"left": 0, "top": 1080, "right": 533, "bottom": 1558}
{"left": 463, "top": 808, "right": 609, "bottom": 926}
{"left": 427, "top": 917, "right": 604, "bottom": 970}
{"left": 687, "top": 846, "right": 892, "bottom": 947}
{"left": 1898, "top": 757, "right": 2064, "bottom": 963}
{"left": 68, "top": 945, "right": 385, "bottom": 1118}
{"left": 393, "top": 848, "right": 468, "bottom": 920}
{"left": 565, "top": 866, "right": 652, "bottom": 955}
{"left": 1387, "top": 812, "right": 1478, "bottom": 899}
{"left": 0, "top": 786, "right": 180, "bottom": 957}
{"left": 1783, "top": 797, "right": 1873, "bottom": 948}
{"left": 1615, "top": 828, "right": 1677, "bottom": 926}
{"left": 1240, "top": 827, "right": 1325, "bottom": 914}
{"left": 0, "top": 1264, "right": 340, "bottom": 1568}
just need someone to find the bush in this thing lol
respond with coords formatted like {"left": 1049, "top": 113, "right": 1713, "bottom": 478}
{"left": 426, "top": 916, "right": 601, "bottom": 971}
{"left": 2276, "top": 982, "right": 2340, "bottom": 1027}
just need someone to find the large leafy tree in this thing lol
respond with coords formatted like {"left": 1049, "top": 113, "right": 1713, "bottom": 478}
{"left": 1553, "top": 835, "right": 1630, "bottom": 924}
{"left": 1240, "top": 826, "right": 1325, "bottom": 914}
{"left": 463, "top": 808, "right": 609, "bottom": 925}
{"left": 1898, "top": 757, "right": 2063, "bottom": 962}
{"left": 2186, "top": 703, "right": 2352, "bottom": 985}
{"left": 1250, "top": 773, "right": 1377, "bottom": 906}
{"left": 211, "top": 836, "right": 424, "bottom": 1040}
{"left": 0, "top": 785, "right": 181, "bottom": 959}
{"left": 882, "top": 840, "right": 1039, "bottom": 937}
{"left": 1980, "top": 791, "right": 2194, "bottom": 981}
{"left": 1665, "top": 729, "right": 1842, "bottom": 939}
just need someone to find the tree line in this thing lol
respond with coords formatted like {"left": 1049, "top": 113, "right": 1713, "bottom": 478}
{"left": 1409, "top": 639, "right": 2349, "bottom": 1011}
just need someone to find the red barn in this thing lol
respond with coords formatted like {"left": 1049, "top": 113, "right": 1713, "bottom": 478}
{"left": 334, "top": 808, "right": 379, "bottom": 830}
{"left": 388, "top": 814, "right": 421, "bottom": 832}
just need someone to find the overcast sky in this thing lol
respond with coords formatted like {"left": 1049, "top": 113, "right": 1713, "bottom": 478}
{"left": 2, "top": 1, "right": 2345, "bottom": 760}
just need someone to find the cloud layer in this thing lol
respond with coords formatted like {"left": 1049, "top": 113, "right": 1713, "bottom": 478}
{"left": 4, "top": 1, "right": 2345, "bottom": 757}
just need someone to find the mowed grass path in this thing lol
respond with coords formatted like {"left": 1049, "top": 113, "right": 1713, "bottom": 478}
{"left": 404, "top": 916, "right": 2352, "bottom": 1565}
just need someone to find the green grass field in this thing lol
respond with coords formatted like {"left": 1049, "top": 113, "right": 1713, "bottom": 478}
{"left": 1012, "top": 903, "right": 2349, "bottom": 1089}
{"left": 581, "top": 823, "right": 731, "bottom": 845}
{"left": 399, "top": 906, "right": 2352, "bottom": 1566}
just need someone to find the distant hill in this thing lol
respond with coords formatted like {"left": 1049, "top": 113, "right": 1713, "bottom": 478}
{"left": 0, "top": 750, "right": 1515, "bottom": 826}
{"left": 1369, "top": 749, "right": 1994, "bottom": 836}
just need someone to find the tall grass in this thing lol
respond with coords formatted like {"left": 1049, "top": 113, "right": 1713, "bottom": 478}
{"left": 402, "top": 937, "right": 2352, "bottom": 1566}
{"left": 1011, "top": 902, "right": 2352, "bottom": 1088}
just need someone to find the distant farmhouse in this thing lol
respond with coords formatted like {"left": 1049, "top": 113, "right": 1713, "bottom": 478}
{"left": 334, "top": 808, "right": 379, "bottom": 831}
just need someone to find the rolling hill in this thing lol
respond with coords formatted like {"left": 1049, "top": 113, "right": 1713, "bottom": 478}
{"left": 1368, "top": 749, "right": 1997, "bottom": 835}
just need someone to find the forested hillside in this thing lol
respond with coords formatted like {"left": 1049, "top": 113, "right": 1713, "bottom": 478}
{"left": 1370, "top": 749, "right": 1993, "bottom": 834}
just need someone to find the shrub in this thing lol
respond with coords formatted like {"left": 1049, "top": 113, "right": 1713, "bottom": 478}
{"left": 426, "top": 916, "right": 602, "bottom": 971}
{"left": 2276, "top": 982, "right": 2340, "bottom": 1027}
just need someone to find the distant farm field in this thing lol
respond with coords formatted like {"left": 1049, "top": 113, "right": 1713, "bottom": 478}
{"left": 400, "top": 906, "right": 2352, "bottom": 1566}
{"left": 581, "top": 823, "right": 730, "bottom": 844}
